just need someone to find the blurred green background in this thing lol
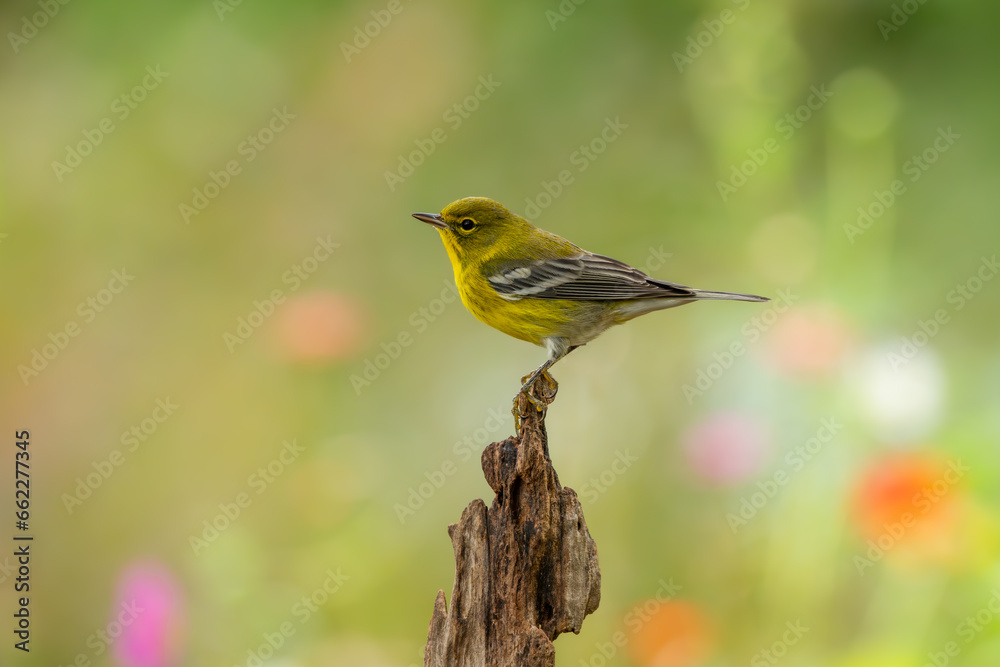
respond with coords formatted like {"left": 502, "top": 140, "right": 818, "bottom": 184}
{"left": 2, "top": 0, "right": 999, "bottom": 665}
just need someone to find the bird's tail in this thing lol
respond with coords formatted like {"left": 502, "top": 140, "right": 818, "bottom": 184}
{"left": 689, "top": 289, "right": 770, "bottom": 303}
{"left": 614, "top": 288, "right": 769, "bottom": 321}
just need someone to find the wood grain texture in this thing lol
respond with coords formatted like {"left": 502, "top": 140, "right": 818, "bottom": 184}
{"left": 425, "top": 379, "right": 601, "bottom": 666}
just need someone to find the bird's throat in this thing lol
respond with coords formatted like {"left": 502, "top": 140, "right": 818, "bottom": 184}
{"left": 437, "top": 229, "right": 464, "bottom": 283}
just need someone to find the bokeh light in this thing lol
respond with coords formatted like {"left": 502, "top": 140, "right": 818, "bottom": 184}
{"left": 851, "top": 346, "right": 947, "bottom": 443}
{"left": 683, "top": 412, "right": 771, "bottom": 484}
{"left": 851, "top": 453, "right": 965, "bottom": 569}
{"left": 765, "top": 303, "right": 856, "bottom": 380}
{"left": 272, "top": 290, "right": 368, "bottom": 364}
{"left": 112, "top": 561, "right": 186, "bottom": 667}
{"left": 628, "top": 600, "right": 714, "bottom": 667}
{"left": 1, "top": 1, "right": 998, "bottom": 665}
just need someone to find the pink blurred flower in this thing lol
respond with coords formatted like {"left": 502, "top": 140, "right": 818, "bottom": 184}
{"left": 273, "top": 290, "right": 367, "bottom": 364}
{"left": 113, "top": 561, "right": 186, "bottom": 667}
{"left": 682, "top": 413, "right": 770, "bottom": 484}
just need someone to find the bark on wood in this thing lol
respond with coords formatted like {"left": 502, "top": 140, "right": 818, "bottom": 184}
{"left": 424, "top": 378, "right": 601, "bottom": 666}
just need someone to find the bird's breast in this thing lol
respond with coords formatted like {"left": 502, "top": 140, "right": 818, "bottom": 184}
{"left": 456, "top": 267, "right": 613, "bottom": 347}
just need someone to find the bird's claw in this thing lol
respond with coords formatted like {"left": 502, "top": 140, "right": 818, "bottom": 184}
{"left": 522, "top": 369, "right": 558, "bottom": 400}
{"left": 511, "top": 369, "right": 558, "bottom": 430}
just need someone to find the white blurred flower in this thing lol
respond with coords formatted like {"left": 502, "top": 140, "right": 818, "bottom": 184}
{"left": 851, "top": 345, "right": 946, "bottom": 443}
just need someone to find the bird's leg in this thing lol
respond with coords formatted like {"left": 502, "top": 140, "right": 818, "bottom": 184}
{"left": 519, "top": 358, "right": 556, "bottom": 397}
{"left": 512, "top": 362, "right": 553, "bottom": 431}
{"left": 512, "top": 360, "right": 551, "bottom": 428}
{"left": 512, "top": 368, "right": 557, "bottom": 432}
{"left": 511, "top": 342, "right": 579, "bottom": 429}
{"left": 523, "top": 337, "right": 571, "bottom": 395}
{"left": 512, "top": 337, "right": 572, "bottom": 409}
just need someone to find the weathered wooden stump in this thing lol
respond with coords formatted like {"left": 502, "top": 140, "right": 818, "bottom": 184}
{"left": 424, "top": 377, "right": 602, "bottom": 666}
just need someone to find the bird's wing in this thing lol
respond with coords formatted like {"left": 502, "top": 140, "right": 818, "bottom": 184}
{"left": 486, "top": 253, "right": 696, "bottom": 301}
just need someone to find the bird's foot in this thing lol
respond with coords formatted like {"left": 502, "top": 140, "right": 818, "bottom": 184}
{"left": 511, "top": 369, "right": 558, "bottom": 430}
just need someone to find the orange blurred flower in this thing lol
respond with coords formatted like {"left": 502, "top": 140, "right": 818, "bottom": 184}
{"left": 851, "top": 453, "right": 967, "bottom": 567}
{"left": 629, "top": 599, "right": 714, "bottom": 667}
{"left": 272, "top": 290, "right": 367, "bottom": 363}
{"left": 765, "top": 304, "right": 856, "bottom": 379}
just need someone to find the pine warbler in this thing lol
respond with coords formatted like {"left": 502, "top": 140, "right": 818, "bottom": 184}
{"left": 413, "top": 197, "right": 768, "bottom": 396}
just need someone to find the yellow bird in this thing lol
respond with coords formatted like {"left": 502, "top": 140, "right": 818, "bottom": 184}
{"left": 413, "top": 197, "right": 768, "bottom": 396}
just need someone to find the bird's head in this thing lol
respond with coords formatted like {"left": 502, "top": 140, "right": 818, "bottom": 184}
{"left": 413, "top": 197, "right": 528, "bottom": 261}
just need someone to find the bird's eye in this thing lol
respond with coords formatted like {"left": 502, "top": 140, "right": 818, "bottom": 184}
{"left": 459, "top": 218, "right": 476, "bottom": 231}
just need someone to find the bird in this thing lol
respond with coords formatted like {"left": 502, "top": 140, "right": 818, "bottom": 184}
{"left": 413, "top": 197, "right": 768, "bottom": 399}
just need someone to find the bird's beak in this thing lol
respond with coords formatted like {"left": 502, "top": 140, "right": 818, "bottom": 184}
{"left": 412, "top": 212, "right": 447, "bottom": 229}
